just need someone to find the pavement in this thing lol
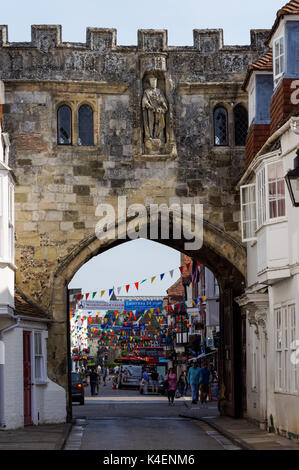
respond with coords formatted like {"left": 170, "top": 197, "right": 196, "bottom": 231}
{"left": 180, "top": 398, "right": 299, "bottom": 451}
{"left": 0, "top": 378, "right": 299, "bottom": 451}
{"left": 0, "top": 423, "right": 72, "bottom": 450}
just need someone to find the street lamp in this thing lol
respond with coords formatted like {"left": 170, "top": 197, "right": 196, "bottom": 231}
{"left": 285, "top": 149, "right": 299, "bottom": 207}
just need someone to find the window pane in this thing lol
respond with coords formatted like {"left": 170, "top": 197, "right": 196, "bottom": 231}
{"left": 35, "top": 357, "right": 42, "bottom": 379}
{"left": 214, "top": 107, "right": 228, "bottom": 146}
{"left": 35, "top": 332, "right": 42, "bottom": 355}
{"left": 234, "top": 105, "right": 248, "bottom": 146}
{"left": 78, "top": 105, "right": 94, "bottom": 146}
{"left": 57, "top": 105, "right": 72, "bottom": 145}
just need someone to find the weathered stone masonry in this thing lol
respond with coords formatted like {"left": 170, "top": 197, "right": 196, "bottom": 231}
{"left": 0, "top": 25, "right": 269, "bottom": 416}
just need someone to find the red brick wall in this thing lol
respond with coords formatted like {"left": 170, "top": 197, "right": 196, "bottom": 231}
{"left": 245, "top": 123, "right": 270, "bottom": 168}
{"left": 270, "top": 78, "right": 299, "bottom": 134}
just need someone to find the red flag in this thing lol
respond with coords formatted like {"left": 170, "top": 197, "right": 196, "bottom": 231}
{"left": 135, "top": 282, "right": 139, "bottom": 291}
{"left": 179, "top": 266, "right": 184, "bottom": 274}
{"left": 85, "top": 293, "right": 89, "bottom": 300}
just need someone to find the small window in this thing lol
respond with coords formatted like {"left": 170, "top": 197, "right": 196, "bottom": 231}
{"left": 240, "top": 184, "right": 257, "bottom": 242}
{"left": 57, "top": 105, "right": 72, "bottom": 145}
{"left": 234, "top": 104, "right": 248, "bottom": 146}
{"left": 78, "top": 104, "right": 94, "bottom": 146}
{"left": 274, "top": 36, "right": 285, "bottom": 88}
{"left": 214, "top": 106, "right": 228, "bottom": 146}
{"left": 34, "top": 331, "right": 44, "bottom": 381}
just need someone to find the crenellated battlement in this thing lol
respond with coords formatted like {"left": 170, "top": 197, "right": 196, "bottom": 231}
{"left": 0, "top": 24, "right": 269, "bottom": 53}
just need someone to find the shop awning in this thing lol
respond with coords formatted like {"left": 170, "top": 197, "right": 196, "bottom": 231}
{"left": 188, "top": 351, "right": 217, "bottom": 362}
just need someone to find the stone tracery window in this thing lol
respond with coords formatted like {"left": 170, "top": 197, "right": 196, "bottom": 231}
{"left": 214, "top": 106, "right": 228, "bottom": 146}
{"left": 78, "top": 104, "right": 94, "bottom": 146}
{"left": 57, "top": 105, "right": 72, "bottom": 145}
{"left": 234, "top": 104, "right": 248, "bottom": 147}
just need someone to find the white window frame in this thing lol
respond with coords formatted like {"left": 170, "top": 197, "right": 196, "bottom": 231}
{"left": 240, "top": 160, "right": 286, "bottom": 241}
{"left": 248, "top": 80, "right": 256, "bottom": 126}
{"left": 275, "top": 303, "right": 298, "bottom": 395}
{"left": 33, "top": 330, "right": 48, "bottom": 384}
{"left": 240, "top": 183, "right": 257, "bottom": 242}
{"left": 8, "top": 181, "right": 14, "bottom": 264}
{"left": 273, "top": 36, "right": 285, "bottom": 88}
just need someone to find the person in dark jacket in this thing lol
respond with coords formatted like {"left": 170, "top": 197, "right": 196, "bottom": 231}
{"left": 199, "top": 363, "right": 210, "bottom": 405}
{"left": 88, "top": 368, "right": 99, "bottom": 397}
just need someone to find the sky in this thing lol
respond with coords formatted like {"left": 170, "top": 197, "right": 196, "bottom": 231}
{"left": 3, "top": 0, "right": 285, "bottom": 296}
{"left": 2, "top": 0, "right": 285, "bottom": 46}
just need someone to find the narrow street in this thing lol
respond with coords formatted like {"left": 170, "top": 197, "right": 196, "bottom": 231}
{"left": 65, "top": 378, "right": 240, "bottom": 450}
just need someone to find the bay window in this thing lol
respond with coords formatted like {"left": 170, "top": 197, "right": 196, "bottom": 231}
{"left": 240, "top": 160, "right": 286, "bottom": 242}
{"left": 274, "top": 36, "right": 285, "bottom": 88}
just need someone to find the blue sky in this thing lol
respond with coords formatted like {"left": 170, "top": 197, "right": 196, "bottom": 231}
{"left": 4, "top": 0, "right": 285, "bottom": 296}
{"left": 3, "top": 0, "right": 284, "bottom": 46}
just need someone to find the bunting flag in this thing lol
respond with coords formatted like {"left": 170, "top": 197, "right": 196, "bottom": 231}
{"left": 192, "top": 260, "right": 201, "bottom": 283}
{"left": 72, "top": 261, "right": 206, "bottom": 302}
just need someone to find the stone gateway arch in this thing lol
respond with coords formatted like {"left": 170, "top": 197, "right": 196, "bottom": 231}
{"left": 0, "top": 25, "right": 270, "bottom": 419}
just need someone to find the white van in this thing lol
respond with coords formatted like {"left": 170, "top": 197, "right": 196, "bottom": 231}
{"left": 118, "top": 364, "right": 143, "bottom": 389}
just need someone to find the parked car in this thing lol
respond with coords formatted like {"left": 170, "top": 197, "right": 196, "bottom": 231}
{"left": 71, "top": 372, "right": 85, "bottom": 405}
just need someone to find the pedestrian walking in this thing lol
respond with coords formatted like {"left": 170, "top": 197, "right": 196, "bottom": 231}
{"left": 142, "top": 368, "right": 150, "bottom": 395}
{"left": 199, "top": 363, "right": 210, "bottom": 405}
{"left": 165, "top": 368, "right": 177, "bottom": 406}
{"left": 178, "top": 371, "right": 187, "bottom": 397}
{"left": 187, "top": 362, "right": 201, "bottom": 404}
{"left": 103, "top": 366, "right": 107, "bottom": 386}
{"left": 151, "top": 368, "right": 159, "bottom": 394}
{"left": 88, "top": 367, "right": 99, "bottom": 397}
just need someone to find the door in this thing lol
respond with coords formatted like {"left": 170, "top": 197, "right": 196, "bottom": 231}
{"left": 23, "top": 331, "right": 33, "bottom": 426}
{"left": 219, "top": 287, "right": 244, "bottom": 418}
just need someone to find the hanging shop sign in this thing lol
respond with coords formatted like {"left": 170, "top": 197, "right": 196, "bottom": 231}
{"left": 78, "top": 300, "right": 124, "bottom": 310}
{"left": 124, "top": 300, "right": 163, "bottom": 310}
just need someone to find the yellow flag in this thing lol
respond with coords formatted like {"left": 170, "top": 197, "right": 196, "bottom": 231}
{"left": 101, "top": 290, "right": 105, "bottom": 297}
{"left": 151, "top": 276, "right": 156, "bottom": 283}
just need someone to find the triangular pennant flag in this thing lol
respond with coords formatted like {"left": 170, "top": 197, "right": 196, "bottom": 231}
{"left": 179, "top": 266, "right": 184, "bottom": 274}
{"left": 109, "top": 288, "right": 114, "bottom": 296}
{"left": 100, "top": 290, "right": 105, "bottom": 297}
{"left": 140, "top": 279, "right": 146, "bottom": 284}
{"left": 160, "top": 273, "right": 165, "bottom": 281}
{"left": 77, "top": 294, "right": 82, "bottom": 301}
{"left": 85, "top": 293, "right": 89, "bottom": 300}
{"left": 92, "top": 292, "right": 97, "bottom": 299}
{"left": 151, "top": 276, "right": 156, "bottom": 283}
{"left": 117, "top": 287, "right": 122, "bottom": 295}
{"left": 135, "top": 282, "right": 139, "bottom": 291}
{"left": 169, "top": 269, "right": 174, "bottom": 278}
{"left": 126, "top": 285, "right": 130, "bottom": 293}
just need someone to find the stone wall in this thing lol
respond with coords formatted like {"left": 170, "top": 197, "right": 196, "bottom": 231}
{"left": 0, "top": 26, "right": 269, "bottom": 395}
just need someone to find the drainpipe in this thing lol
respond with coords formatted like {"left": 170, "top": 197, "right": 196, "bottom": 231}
{"left": 0, "top": 316, "right": 21, "bottom": 428}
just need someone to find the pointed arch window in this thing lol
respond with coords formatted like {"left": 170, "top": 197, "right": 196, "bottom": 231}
{"left": 78, "top": 104, "right": 94, "bottom": 146}
{"left": 57, "top": 105, "right": 72, "bottom": 145}
{"left": 214, "top": 106, "right": 228, "bottom": 146}
{"left": 234, "top": 104, "right": 248, "bottom": 147}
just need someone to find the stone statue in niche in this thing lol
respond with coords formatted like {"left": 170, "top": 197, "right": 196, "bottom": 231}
{"left": 142, "top": 74, "right": 168, "bottom": 154}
